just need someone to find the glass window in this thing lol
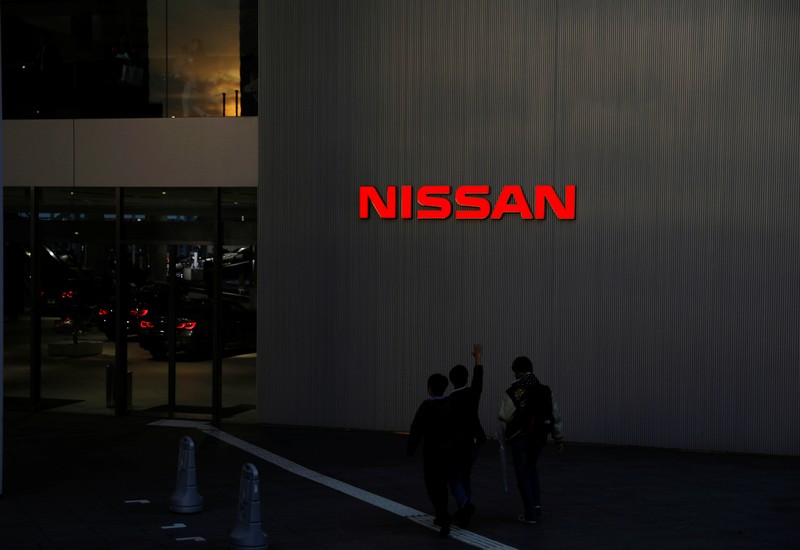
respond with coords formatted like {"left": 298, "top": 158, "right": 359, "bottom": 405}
{"left": 4, "top": 186, "right": 257, "bottom": 420}
{"left": 1, "top": 0, "right": 258, "bottom": 119}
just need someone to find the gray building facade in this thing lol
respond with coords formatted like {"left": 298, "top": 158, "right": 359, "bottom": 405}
{"left": 257, "top": 0, "right": 800, "bottom": 455}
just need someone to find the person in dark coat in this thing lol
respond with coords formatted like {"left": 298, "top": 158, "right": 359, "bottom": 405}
{"left": 447, "top": 343, "right": 487, "bottom": 527}
{"left": 407, "top": 373, "right": 454, "bottom": 537}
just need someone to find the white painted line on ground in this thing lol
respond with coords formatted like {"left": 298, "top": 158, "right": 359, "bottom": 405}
{"left": 124, "top": 499, "right": 151, "bottom": 504}
{"left": 150, "top": 419, "right": 518, "bottom": 550}
{"left": 161, "top": 523, "right": 187, "bottom": 529}
{"left": 407, "top": 516, "right": 520, "bottom": 550}
{"left": 152, "top": 419, "right": 210, "bottom": 430}
{"left": 175, "top": 536, "right": 206, "bottom": 542}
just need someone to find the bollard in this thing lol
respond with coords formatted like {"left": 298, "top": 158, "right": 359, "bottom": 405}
{"left": 230, "top": 463, "right": 268, "bottom": 550}
{"left": 169, "top": 436, "right": 204, "bottom": 513}
{"left": 105, "top": 365, "right": 132, "bottom": 409}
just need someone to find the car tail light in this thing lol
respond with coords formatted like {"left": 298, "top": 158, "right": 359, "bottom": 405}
{"left": 176, "top": 321, "right": 197, "bottom": 330}
{"left": 130, "top": 308, "right": 149, "bottom": 317}
{"left": 98, "top": 308, "right": 110, "bottom": 316}
{"left": 61, "top": 290, "right": 74, "bottom": 299}
{"left": 140, "top": 320, "right": 154, "bottom": 329}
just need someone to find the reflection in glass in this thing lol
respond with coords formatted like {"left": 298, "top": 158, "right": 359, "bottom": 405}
{"left": 1, "top": 0, "right": 257, "bottom": 119}
{"left": 151, "top": 0, "right": 253, "bottom": 117}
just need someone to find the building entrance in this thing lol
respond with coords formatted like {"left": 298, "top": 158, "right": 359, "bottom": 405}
{"left": 3, "top": 187, "right": 257, "bottom": 422}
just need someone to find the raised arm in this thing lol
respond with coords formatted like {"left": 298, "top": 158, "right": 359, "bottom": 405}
{"left": 471, "top": 344, "right": 484, "bottom": 398}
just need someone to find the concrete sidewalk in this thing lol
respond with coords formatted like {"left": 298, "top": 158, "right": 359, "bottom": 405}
{"left": 1, "top": 410, "right": 798, "bottom": 549}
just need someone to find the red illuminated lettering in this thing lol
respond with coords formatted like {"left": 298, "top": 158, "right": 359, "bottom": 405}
{"left": 455, "top": 185, "right": 491, "bottom": 219}
{"left": 535, "top": 185, "right": 576, "bottom": 219}
{"left": 400, "top": 186, "right": 413, "bottom": 219}
{"left": 490, "top": 185, "right": 533, "bottom": 220}
{"left": 417, "top": 186, "right": 452, "bottom": 219}
{"left": 359, "top": 186, "right": 396, "bottom": 218}
{"left": 359, "top": 185, "right": 575, "bottom": 220}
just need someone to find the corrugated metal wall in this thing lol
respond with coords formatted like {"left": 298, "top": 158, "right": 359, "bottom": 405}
{"left": 257, "top": 0, "right": 800, "bottom": 455}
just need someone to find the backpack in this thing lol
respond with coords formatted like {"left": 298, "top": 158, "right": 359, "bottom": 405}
{"left": 525, "top": 383, "right": 554, "bottom": 437}
{"left": 507, "top": 382, "right": 554, "bottom": 440}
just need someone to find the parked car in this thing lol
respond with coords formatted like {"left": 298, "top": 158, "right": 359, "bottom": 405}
{"left": 24, "top": 243, "right": 104, "bottom": 316}
{"left": 96, "top": 301, "right": 150, "bottom": 341}
{"left": 138, "top": 297, "right": 256, "bottom": 360}
{"left": 96, "top": 282, "right": 186, "bottom": 341}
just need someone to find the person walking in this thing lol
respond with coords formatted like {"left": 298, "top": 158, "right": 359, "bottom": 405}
{"left": 447, "top": 343, "right": 487, "bottom": 527}
{"left": 408, "top": 373, "right": 455, "bottom": 537}
{"left": 498, "top": 356, "right": 564, "bottom": 524}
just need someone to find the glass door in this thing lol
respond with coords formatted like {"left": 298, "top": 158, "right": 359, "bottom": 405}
{"left": 3, "top": 186, "right": 256, "bottom": 422}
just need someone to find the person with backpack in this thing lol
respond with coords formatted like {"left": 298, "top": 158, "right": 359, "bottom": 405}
{"left": 498, "top": 356, "right": 564, "bottom": 524}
